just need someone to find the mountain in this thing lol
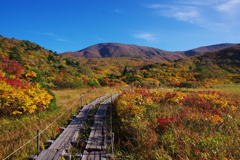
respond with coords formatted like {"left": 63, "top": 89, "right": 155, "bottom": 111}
{"left": 61, "top": 43, "right": 185, "bottom": 62}
{"left": 195, "top": 44, "right": 240, "bottom": 74}
{"left": 198, "top": 44, "right": 240, "bottom": 60}
{"left": 61, "top": 43, "right": 238, "bottom": 62}
{"left": 1, "top": 35, "right": 239, "bottom": 88}
{"left": 182, "top": 43, "right": 237, "bottom": 56}
{"left": 110, "top": 44, "right": 240, "bottom": 87}
{"left": 1, "top": 35, "right": 240, "bottom": 115}
{"left": 0, "top": 36, "right": 150, "bottom": 88}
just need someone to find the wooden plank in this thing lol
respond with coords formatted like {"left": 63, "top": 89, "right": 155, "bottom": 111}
{"left": 85, "top": 118, "right": 106, "bottom": 150}
{"left": 85, "top": 95, "right": 116, "bottom": 151}
{"left": 87, "top": 120, "right": 106, "bottom": 151}
{"left": 36, "top": 94, "right": 109, "bottom": 160}
{"left": 82, "top": 150, "right": 88, "bottom": 160}
{"left": 82, "top": 94, "right": 119, "bottom": 160}
{"left": 82, "top": 150, "right": 106, "bottom": 160}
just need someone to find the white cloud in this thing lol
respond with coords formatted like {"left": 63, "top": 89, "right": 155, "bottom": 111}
{"left": 146, "top": 4, "right": 166, "bottom": 9}
{"left": 176, "top": 0, "right": 220, "bottom": 6}
{"left": 148, "top": 4, "right": 202, "bottom": 24}
{"left": 174, "top": 10, "right": 198, "bottom": 21}
{"left": 171, "top": 7, "right": 200, "bottom": 23}
{"left": 133, "top": 32, "right": 156, "bottom": 41}
{"left": 216, "top": 0, "right": 240, "bottom": 14}
{"left": 145, "top": 0, "right": 240, "bottom": 31}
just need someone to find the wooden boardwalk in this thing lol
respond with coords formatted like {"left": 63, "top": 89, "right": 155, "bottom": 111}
{"left": 82, "top": 94, "right": 118, "bottom": 160}
{"left": 36, "top": 94, "right": 109, "bottom": 160}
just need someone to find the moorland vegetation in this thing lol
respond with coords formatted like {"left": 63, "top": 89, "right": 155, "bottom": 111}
{"left": 0, "top": 35, "right": 239, "bottom": 159}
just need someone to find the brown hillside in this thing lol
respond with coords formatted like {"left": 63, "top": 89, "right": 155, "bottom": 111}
{"left": 61, "top": 43, "right": 238, "bottom": 62}
{"left": 183, "top": 43, "right": 237, "bottom": 56}
{"left": 61, "top": 43, "right": 185, "bottom": 62}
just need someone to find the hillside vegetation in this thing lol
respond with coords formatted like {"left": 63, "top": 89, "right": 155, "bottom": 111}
{"left": 61, "top": 43, "right": 185, "bottom": 62}
{"left": 0, "top": 35, "right": 240, "bottom": 159}
{"left": 114, "top": 87, "right": 240, "bottom": 159}
{"left": 104, "top": 45, "right": 240, "bottom": 88}
{"left": 61, "top": 43, "right": 237, "bottom": 62}
{"left": 0, "top": 36, "right": 153, "bottom": 115}
{"left": 1, "top": 35, "right": 240, "bottom": 116}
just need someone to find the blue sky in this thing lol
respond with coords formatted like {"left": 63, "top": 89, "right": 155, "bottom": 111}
{"left": 1, "top": 0, "right": 240, "bottom": 53}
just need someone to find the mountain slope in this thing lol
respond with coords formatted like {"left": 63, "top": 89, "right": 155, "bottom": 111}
{"left": 195, "top": 44, "right": 240, "bottom": 74}
{"left": 102, "top": 44, "right": 240, "bottom": 87}
{"left": 61, "top": 43, "right": 185, "bottom": 62}
{"left": 0, "top": 36, "right": 90, "bottom": 88}
{"left": 183, "top": 43, "right": 237, "bottom": 56}
{"left": 61, "top": 43, "right": 238, "bottom": 62}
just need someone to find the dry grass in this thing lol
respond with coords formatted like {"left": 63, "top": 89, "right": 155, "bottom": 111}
{"left": 152, "top": 84, "right": 240, "bottom": 98}
{"left": 210, "top": 83, "right": 240, "bottom": 97}
{"left": 0, "top": 86, "right": 118, "bottom": 159}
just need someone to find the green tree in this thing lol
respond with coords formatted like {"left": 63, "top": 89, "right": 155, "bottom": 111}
{"left": 122, "top": 66, "right": 129, "bottom": 76}
{"left": 9, "top": 47, "right": 23, "bottom": 64}
{"left": 47, "top": 54, "right": 56, "bottom": 62}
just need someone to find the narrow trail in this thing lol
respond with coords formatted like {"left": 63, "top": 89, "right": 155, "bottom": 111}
{"left": 34, "top": 94, "right": 118, "bottom": 160}
{"left": 82, "top": 94, "right": 119, "bottom": 160}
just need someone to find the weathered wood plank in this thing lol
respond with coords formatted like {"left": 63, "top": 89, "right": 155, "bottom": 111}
{"left": 87, "top": 120, "right": 106, "bottom": 151}
{"left": 85, "top": 94, "right": 119, "bottom": 151}
{"left": 86, "top": 115, "right": 107, "bottom": 150}
{"left": 82, "top": 94, "right": 119, "bottom": 160}
{"left": 36, "top": 94, "right": 109, "bottom": 160}
{"left": 82, "top": 150, "right": 107, "bottom": 160}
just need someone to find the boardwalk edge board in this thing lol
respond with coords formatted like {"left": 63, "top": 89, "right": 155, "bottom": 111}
{"left": 34, "top": 94, "right": 109, "bottom": 160}
{"left": 31, "top": 94, "right": 118, "bottom": 160}
{"left": 82, "top": 94, "right": 119, "bottom": 160}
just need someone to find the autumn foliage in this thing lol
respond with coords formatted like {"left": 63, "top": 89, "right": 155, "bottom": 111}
{"left": 1, "top": 35, "right": 240, "bottom": 159}
{"left": 114, "top": 89, "right": 240, "bottom": 159}
{"left": 0, "top": 57, "right": 53, "bottom": 116}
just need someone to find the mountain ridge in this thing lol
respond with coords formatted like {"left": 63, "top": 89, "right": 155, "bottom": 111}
{"left": 61, "top": 43, "right": 184, "bottom": 62}
{"left": 61, "top": 42, "right": 238, "bottom": 62}
{"left": 182, "top": 43, "right": 237, "bottom": 56}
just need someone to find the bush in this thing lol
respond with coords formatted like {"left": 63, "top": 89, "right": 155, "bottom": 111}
{"left": 179, "top": 81, "right": 196, "bottom": 88}
{"left": 88, "top": 78, "right": 100, "bottom": 87}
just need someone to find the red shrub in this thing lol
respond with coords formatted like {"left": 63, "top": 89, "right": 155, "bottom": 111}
{"left": 0, "top": 74, "right": 26, "bottom": 88}
{"left": 158, "top": 116, "right": 179, "bottom": 132}
{"left": 0, "top": 58, "right": 24, "bottom": 77}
